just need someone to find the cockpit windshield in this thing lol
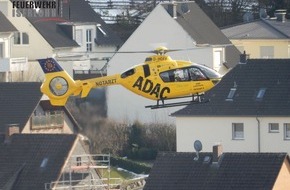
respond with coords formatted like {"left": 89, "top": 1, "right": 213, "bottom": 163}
{"left": 196, "top": 65, "right": 221, "bottom": 79}
{"left": 159, "top": 65, "right": 221, "bottom": 83}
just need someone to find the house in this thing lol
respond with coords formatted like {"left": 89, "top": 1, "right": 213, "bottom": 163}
{"left": 0, "top": 82, "right": 80, "bottom": 134}
{"left": 1, "top": 0, "right": 122, "bottom": 80}
{"left": 172, "top": 59, "right": 290, "bottom": 153}
{"left": 144, "top": 147, "right": 290, "bottom": 190}
{"left": 222, "top": 10, "right": 290, "bottom": 59}
{"left": 0, "top": 133, "right": 112, "bottom": 189}
{"left": 0, "top": 11, "right": 27, "bottom": 82}
{"left": 106, "top": 1, "right": 240, "bottom": 124}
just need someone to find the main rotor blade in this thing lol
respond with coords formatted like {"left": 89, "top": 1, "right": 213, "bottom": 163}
{"left": 57, "top": 44, "right": 234, "bottom": 54}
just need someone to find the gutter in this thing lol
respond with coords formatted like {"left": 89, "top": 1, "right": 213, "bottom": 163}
{"left": 256, "top": 116, "right": 261, "bottom": 152}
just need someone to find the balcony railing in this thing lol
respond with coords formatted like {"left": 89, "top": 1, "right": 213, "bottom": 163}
{"left": 0, "top": 57, "right": 28, "bottom": 72}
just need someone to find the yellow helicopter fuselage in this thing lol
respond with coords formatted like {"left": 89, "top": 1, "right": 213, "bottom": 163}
{"left": 117, "top": 55, "right": 217, "bottom": 100}
{"left": 38, "top": 51, "right": 221, "bottom": 106}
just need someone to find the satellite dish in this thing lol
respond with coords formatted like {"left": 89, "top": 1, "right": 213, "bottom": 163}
{"left": 181, "top": 3, "right": 189, "bottom": 14}
{"left": 193, "top": 140, "right": 202, "bottom": 161}
{"left": 194, "top": 140, "right": 202, "bottom": 152}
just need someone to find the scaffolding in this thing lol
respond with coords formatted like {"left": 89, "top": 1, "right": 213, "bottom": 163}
{"left": 45, "top": 154, "right": 122, "bottom": 190}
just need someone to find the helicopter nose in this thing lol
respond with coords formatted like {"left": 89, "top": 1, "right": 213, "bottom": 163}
{"left": 211, "top": 79, "right": 221, "bottom": 85}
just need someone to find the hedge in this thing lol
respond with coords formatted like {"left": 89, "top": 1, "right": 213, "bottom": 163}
{"left": 110, "top": 156, "right": 151, "bottom": 174}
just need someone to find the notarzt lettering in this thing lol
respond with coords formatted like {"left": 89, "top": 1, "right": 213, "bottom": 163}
{"left": 96, "top": 79, "right": 117, "bottom": 86}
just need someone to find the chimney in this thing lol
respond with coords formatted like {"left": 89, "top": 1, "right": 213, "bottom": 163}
{"left": 212, "top": 144, "right": 223, "bottom": 163}
{"left": 173, "top": 1, "right": 177, "bottom": 19}
{"left": 168, "top": 1, "right": 177, "bottom": 19}
{"left": 275, "top": 9, "right": 286, "bottom": 22}
{"left": 239, "top": 51, "right": 249, "bottom": 64}
{"left": 5, "top": 124, "right": 20, "bottom": 143}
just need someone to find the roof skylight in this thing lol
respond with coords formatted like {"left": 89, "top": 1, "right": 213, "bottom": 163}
{"left": 226, "top": 88, "right": 237, "bottom": 101}
{"left": 40, "top": 157, "right": 49, "bottom": 168}
{"left": 97, "top": 24, "right": 107, "bottom": 36}
{"left": 256, "top": 88, "right": 266, "bottom": 101}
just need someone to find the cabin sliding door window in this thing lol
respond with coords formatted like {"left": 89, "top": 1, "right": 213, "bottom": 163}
{"left": 86, "top": 29, "right": 92, "bottom": 52}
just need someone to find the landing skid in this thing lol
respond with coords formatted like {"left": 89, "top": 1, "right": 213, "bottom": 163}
{"left": 145, "top": 95, "right": 209, "bottom": 109}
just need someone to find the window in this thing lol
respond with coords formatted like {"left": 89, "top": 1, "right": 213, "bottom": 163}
{"left": 31, "top": 111, "right": 64, "bottom": 130}
{"left": 256, "top": 88, "right": 266, "bottom": 101}
{"left": 260, "top": 46, "right": 274, "bottom": 58}
{"left": 284, "top": 123, "right": 290, "bottom": 140}
{"left": 86, "top": 29, "right": 92, "bottom": 52}
{"left": 232, "top": 123, "right": 244, "bottom": 140}
{"left": 159, "top": 70, "right": 176, "bottom": 82}
{"left": 213, "top": 48, "right": 223, "bottom": 70}
{"left": 14, "top": 32, "right": 29, "bottom": 45}
{"left": 269, "top": 123, "right": 279, "bottom": 133}
{"left": 0, "top": 43, "right": 4, "bottom": 58}
{"left": 188, "top": 67, "right": 206, "bottom": 81}
{"left": 40, "top": 158, "right": 49, "bottom": 168}
{"left": 75, "top": 29, "right": 82, "bottom": 45}
{"left": 121, "top": 69, "right": 135, "bottom": 78}
{"left": 174, "top": 69, "right": 189, "bottom": 81}
{"left": 226, "top": 88, "right": 237, "bottom": 101}
{"left": 97, "top": 25, "right": 107, "bottom": 37}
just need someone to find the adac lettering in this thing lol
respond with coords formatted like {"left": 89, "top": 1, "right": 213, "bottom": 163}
{"left": 132, "top": 76, "right": 170, "bottom": 99}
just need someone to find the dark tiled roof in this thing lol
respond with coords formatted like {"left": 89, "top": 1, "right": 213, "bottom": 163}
{"left": 162, "top": 2, "right": 240, "bottom": 68}
{"left": 24, "top": 0, "right": 122, "bottom": 48}
{"left": 222, "top": 19, "right": 290, "bottom": 39}
{"left": 30, "top": 18, "right": 79, "bottom": 48}
{"left": 0, "top": 134, "right": 77, "bottom": 189}
{"left": 144, "top": 152, "right": 288, "bottom": 190}
{"left": 0, "top": 11, "right": 17, "bottom": 32}
{"left": 64, "top": 0, "right": 122, "bottom": 46}
{"left": 0, "top": 82, "right": 42, "bottom": 133}
{"left": 173, "top": 59, "right": 290, "bottom": 116}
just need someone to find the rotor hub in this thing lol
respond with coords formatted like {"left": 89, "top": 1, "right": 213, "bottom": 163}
{"left": 154, "top": 46, "right": 168, "bottom": 55}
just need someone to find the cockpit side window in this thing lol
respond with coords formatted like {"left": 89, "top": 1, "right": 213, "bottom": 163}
{"left": 160, "top": 70, "right": 175, "bottom": 82}
{"left": 160, "top": 68, "right": 191, "bottom": 82}
{"left": 188, "top": 67, "right": 207, "bottom": 81}
{"left": 174, "top": 69, "right": 189, "bottom": 81}
{"left": 121, "top": 68, "right": 135, "bottom": 78}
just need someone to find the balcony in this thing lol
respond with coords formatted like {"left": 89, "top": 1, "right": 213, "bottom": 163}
{"left": 0, "top": 57, "right": 28, "bottom": 72}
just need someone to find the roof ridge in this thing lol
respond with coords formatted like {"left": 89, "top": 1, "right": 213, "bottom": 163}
{"left": 261, "top": 18, "right": 290, "bottom": 38}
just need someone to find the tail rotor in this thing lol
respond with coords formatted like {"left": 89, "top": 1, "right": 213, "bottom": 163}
{"left": 38, "top": 58, "right": 81, "bottom": 106}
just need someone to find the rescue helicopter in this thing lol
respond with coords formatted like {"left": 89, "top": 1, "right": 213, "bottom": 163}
{"left": 38, "top": 46, "right": 222, "bottom": 109}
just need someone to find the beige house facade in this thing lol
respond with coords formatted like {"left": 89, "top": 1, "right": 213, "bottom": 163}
{"left": 222, "top": 15, "right": 290, "bottom": 59}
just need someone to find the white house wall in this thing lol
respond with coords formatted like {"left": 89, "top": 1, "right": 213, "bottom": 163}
{"left": 107, "top": 4, "right": 214, "bottom": 124}
{"left": 5, "top": 1, "right": 53, "bottom": 59}
{"left": 176, "top": 116, "right": 290, "bottom": 154}
{"left": 0, "top": 33, "right": 12, "bottom": 58}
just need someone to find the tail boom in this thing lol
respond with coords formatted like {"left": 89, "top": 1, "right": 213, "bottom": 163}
{"left": 38, "top": 58, "right": 120, "bottom": 106}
